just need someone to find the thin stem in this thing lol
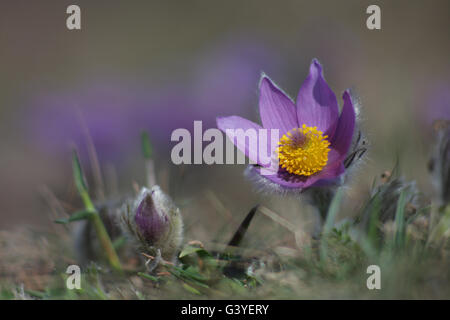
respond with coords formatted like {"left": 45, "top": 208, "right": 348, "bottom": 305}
{"left": 145, "top": 159, "right": 156, "bottom": 188}
{"left": 80, "top": 190, "right": 122, "bottom": 272}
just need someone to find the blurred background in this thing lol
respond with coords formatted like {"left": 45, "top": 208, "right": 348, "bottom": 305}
{"left": 0, "top": 0, "right": 449, "bottom": 245}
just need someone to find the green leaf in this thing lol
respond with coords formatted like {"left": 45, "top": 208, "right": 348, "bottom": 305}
{"left": 54, "top": 210, "right": 95, "bottom": 224}
{"left": 137, "top": 272, "right": 159, "bottom": 282}
{"left": 166, "top": 265, "right": 209, "bottom": 288}
{"left": 24, "top": 289, "right": 47, "bottom": 299}
{"left": 179, "top": 245, "right": 212, "bottom": 258}
{"left": 141, "top": 131, "right": 152, "bottom": 159}
{"left": 0, "top": 288, "right": 15, "bottom": 300}
{"left": 183, "top": 266, "right": 210, "bottom": 282}
{"left": 72, "top": 150, "right": 88, "bottom": 194}
{"left": 394, "top": 190, "right": 407, "bottom": 248}
{"left": 112, "top": 236, "right": 127, "bottom": 250}
{"left": 182, "top": 283, "right": 201, "bottom": 295}
{"left": 246, "top": 274, "right": 264, "bottom": 287}
{"left": 367, "top": 193, "right": 381, "bottom": 247}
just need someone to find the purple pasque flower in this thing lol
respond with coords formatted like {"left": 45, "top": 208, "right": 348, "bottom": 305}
{"left": 217, "top": 59, "right": 356, "bottom": 190}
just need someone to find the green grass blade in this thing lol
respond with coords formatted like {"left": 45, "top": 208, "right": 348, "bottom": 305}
{"left": 179, "top": 245, "right": 212, "bottom": 259}
{"left": 227, "top": 205, "right": 259, "bottom": 247}
{"left": 71, "top": 150, "right": 122, "bottom": 272}
{"left": 54, "top": 209, "right": 95, "bottom": 224}
{"left": 394, "top": 190, "right": 407, "bottom": 249}
{"left": 72, "top": 150, "right": 88, "bottom": 194}
{"left": 367, "top": 193, "right": 381, "bottom": 247}
{"left": 182, "top": 283, "right": 202, "bottom": 295}
{"left": 141, "top": 131, "right": 152, "bottom": 159}
{"left": 137, "top": 272, "right": 159, "bottom": 282}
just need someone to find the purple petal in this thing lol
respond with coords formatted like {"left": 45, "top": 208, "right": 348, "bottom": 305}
{"left": 259, "top": 75, "right": 298, "bottom": 135}
{"left": 262, "top": 161, "right": 345, "bottom": 189}
{"left": 326, "top": 149, "right": 342, "bottom": 166}
{"left": 217, "top": 116, "right": 278, "bottom": 167}
{"left": 296, "top": 59, "right": 339, "bottom": 137}
{"left": 304, "top": 164, "right": 346, "bottom": 188}
{"left": 330, "top": 90, "right": 356, "bottom": 160}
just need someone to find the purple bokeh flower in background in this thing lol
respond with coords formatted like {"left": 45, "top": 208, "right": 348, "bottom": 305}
{"left": 189, "top": 39, "right": 282, "bottom": 126}
{"left": 26, "top": 39, "right": 281, "bottom": 164}
{"left": 217, "top": 59, "right": 356, "bottom": 190}
{"left": 27, "top": 80, "right": 151, "bottom": 163}
{"left": 137, "top": 39, "right": 282, "bottom": 145}
{"left": 418, "top": 81, "right": 450, "bottom": 127}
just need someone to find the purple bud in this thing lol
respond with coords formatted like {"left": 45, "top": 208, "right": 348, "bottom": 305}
{"left": 119, "top": 185, "right": 183, "bottom": 262}
{"left": 134, "top": 189, "right": 170, "bottom": 245}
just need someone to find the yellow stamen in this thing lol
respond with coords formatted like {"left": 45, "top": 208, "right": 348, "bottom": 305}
{"left": 277, "top": 124, "right": 330, "bottom": 176}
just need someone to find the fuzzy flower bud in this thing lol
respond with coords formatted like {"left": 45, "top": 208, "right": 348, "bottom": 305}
{"left": 361, "top": 172, "right": 419, "bottom": 235}
{"left": 120, "top": 185, "right": 183, "bottom": 264}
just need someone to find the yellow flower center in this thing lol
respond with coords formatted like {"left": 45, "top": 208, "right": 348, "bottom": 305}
{"left": 277, "top": 124, "right": 330, "bottom": 176}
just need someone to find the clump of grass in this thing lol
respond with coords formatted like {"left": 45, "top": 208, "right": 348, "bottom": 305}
{"left": 2, "top": 131, "right": 450, "bottom": 300}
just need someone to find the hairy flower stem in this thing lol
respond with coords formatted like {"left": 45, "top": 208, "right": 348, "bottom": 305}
{"left": 80, "top": 189, "right": 123, "bottom": 272}
{"left": 145, "top": 159, "right": 156, "bottom": 187}
{"left": 141, "top": 131, "right": 156, "bottom": 188}
{"left": 305, "top": 187, "right": 337, "bottom": 239}
{"left": 312, "top": 209, "right": 324, "bottom": 240}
